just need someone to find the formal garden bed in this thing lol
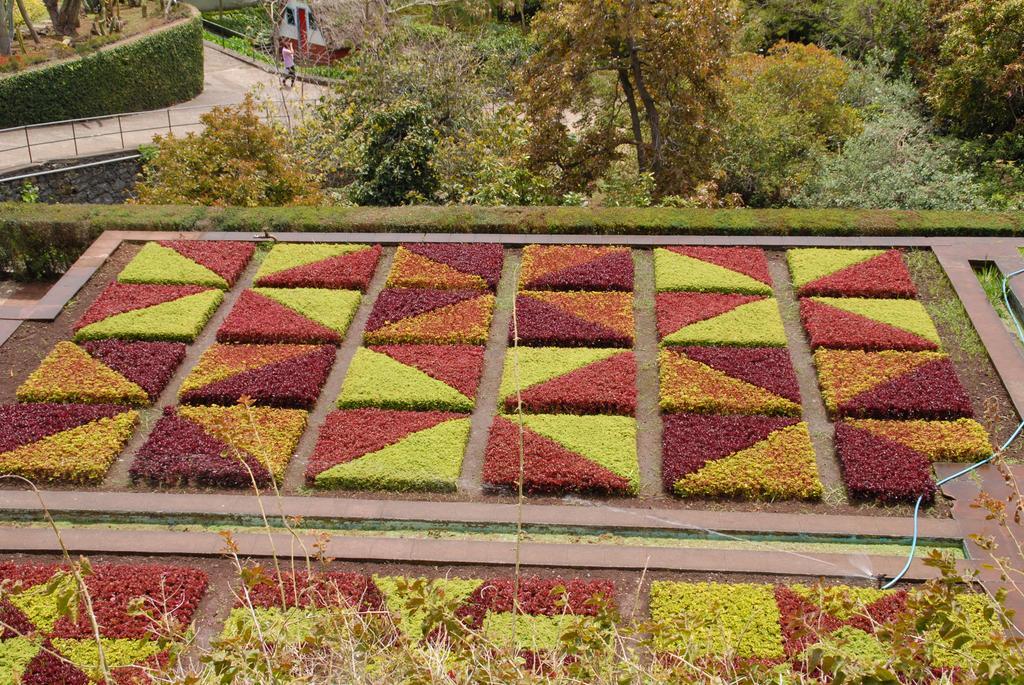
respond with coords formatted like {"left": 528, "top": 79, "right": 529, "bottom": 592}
{"left": 0, "top": 237, "right": 1018, "bottom": 514}
{"left": 0, "top": 556, "right": 1007, "bottom": 682}
{"left": 1, "top": 232, "right": 1023, "bottom": 680}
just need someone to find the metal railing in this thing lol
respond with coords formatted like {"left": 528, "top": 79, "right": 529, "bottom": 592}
{"left": 0, "top": 99, "right": 314, "bottom": 171}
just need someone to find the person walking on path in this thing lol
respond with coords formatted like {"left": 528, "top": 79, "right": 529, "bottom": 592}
{"left": 281, "top": 44, "right": 296, "bottom": 88}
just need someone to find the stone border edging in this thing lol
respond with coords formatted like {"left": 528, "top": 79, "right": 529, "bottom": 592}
{"left": 0, "top": 526, "right": 944, "bottom": 581}
{"left": 0, "top": 489, "right": 963, "bottom": 540}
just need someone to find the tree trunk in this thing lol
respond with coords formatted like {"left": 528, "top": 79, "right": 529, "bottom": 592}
{"left": 628, "top": 38, "right": 662, "bottom": 177}
{"left": 44, "top": 0, "right": 83, "bottom": 36}
{"left": 16, "top": 0, "right": 40, "bottom": 44}
{"left": 617, "top": 67, "right": 648, "bottom": 172}
{"left": 0, "top": 0, "right": 11, "bottom": 57}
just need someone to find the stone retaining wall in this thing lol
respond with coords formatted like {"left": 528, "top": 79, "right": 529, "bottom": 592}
{"left": 0, "top": 153, "right": 141, "bottom": 204}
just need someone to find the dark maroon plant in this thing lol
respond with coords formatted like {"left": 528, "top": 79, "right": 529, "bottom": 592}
{"left": 365, "top": 289, "right": 480, "bottom": 331}
{"left": 403, "top": 243, "right": 504, "bottom": 290}
{"left": 0, "top": 403, "right": 126, "bottom": 453}
{"left": 130, "top": 407, "right": 272, "bottom": 488}
{"left": 835, "top": 422, "right": 936, "bottom": 503}
{"left": 83, "top": 340, "right": 186, "bottom": 400}
{"left": 661, "top": 414, "right": 798, "bottom": 490}
{"left": 180, "top": 345, "right": 334, "bottom": 409}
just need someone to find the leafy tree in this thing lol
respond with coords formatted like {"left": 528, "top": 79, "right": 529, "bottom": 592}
{"left": 927, "top": 0, "right": 1024, "bottom": 137}
{"left": 737, "top": 0, "right": 930, "bottom": 76}
{"left": 434, "top": 106, "right": 558, "bottom": 206}
{"left": 517, "top": 0, "right": 735, "bottom": 197}
{"left": 297, "top": 22, "right": 488, "bottom": 189}
{"left": 349, "top": 100, "right": 438, "bottom": 206}
{"left": 793, "top": 70, "right": 987, "bottom": 210}
{"left": 718, "top": 41, "right": 861, "bottom": 207}
{"left": 133, "top": 96, "right": 321, "bottom": 207}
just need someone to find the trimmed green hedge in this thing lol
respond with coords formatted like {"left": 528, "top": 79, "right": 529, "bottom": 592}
{"left": 1, "top": 204, "right": 1023, "bottom": 279}
{"left": 0, "top": 8, "right": 203, "bottom": 128}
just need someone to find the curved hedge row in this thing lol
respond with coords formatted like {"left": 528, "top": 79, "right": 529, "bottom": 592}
{"left": 1, "top": 204, "right": 1024, "bottom": 279}
{"left": 0, "top": 9, "right": 203, "bottom": 128}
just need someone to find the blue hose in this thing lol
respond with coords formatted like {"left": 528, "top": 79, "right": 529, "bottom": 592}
{"left": 881, "top": 266, "right": 1024, "bottom": 589}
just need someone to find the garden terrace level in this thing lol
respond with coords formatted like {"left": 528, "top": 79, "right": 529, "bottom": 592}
{"left": 0, "top": 229, "right": 1023, "bottom": 627}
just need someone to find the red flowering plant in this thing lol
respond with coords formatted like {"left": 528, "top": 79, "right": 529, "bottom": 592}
{"left": 306, "top": 408, "right": 470, "bottom": 492}
{"left": 216, "top": 288, "right": 360, "bottom": 345}
{"left": 799, "top": 297, "right": 940, "bottom": 351}
{"left": 482, "top": 414, "right": 639, "bottom": 496}
{"left": 73, "top": 283, "right": 223, "bottom": 343}
{"left": 255, "top": 244, "right": 382, "bottom": 290}
{"left": 788, "top": 248, "right": 917, "bottom": 299}
{"left": 498, "top": 348, "right": 637, "bottom": 415}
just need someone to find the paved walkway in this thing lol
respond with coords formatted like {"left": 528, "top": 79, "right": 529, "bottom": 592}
{"left": 0, "top": 46, "right": 325, "bottom": 172}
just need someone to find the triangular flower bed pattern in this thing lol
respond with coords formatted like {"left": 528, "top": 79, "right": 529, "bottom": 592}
{"left": 654, "top": 247, "right": 773, "bottom": 295}
{"left": 656, "top": 292, "right": 786, "bottom": 347}
{"left": 788, "top": 248, "right": 917, "bottom": 298}
{"left": 0, "top": 561, "right": 207, "bottom": 683}
{"left": 662, "top": 414, "right": 822, "bottom": 500}
{"left": 519, "top": 245, "right": 634, "bottom": 291}
{"left": 17, "top": 340, "right": 185, "bottom": 406}
{"left": 230, "top": 571, "right": 612, "bottom": 659}
{"left": 842, "top": 418, "right": 992, "bottom": 462}
{"left": 483, "top": 414, "right": 638, "bottom": 496}
{"left": 337, "top": 345, "right": 483, "bottom": 412}
{"left": 454, "top": 576, "right": 615, "bottom": 654}
{"left": 179, "top": 343, "right": 335, "bottom": 409}
{"left": 512, "top": 291, "right": 634, "bottom": 347}
{"left": 254, "top": 243, "right": 382, "bottom": 290}
{"left": 836, "top": 419, "right": 994, "bottom": 504}
{"left": 118, "top": 240, "right": 255, "bottom": 289}
{"left": 650, "top": 580, "right": 998, "bottom": 670}
{"left": 306, "top": 408, "right": 471, "bottom": 491}
{"left": 835, "top": 421, "right": 937, "bottom": 503}
{"left": 814, "top": 349, "right": 973, "bottom": 419}
{"left": 800, "top": 297, "right": 940, "bottom": 351}
{"left": 0, "top": 403, "right": 137, "bottom": 483}
{"left": 130, "top": 405, "right": 307, "bottom": 488}
{"left": 216, "top": 287, "right": 361, "bottom": 345}
{"left": 498, "top": 347, "right": 636, "bottom": 415}
{"left": 387, "top": 244, "right": 504, "bottom": 291}
{"left": 74, "top": 283, "right": 223, "bottom": 343}
{"left": 364, "top": 289, "right": 495, "bottom": 344}
{"left": 659, "top": 346, "right": 801, "bottom": 416}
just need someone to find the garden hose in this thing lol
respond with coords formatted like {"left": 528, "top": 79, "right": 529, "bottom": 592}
{"left": 882, "top": 266, "right": 1024, "bottom": 590}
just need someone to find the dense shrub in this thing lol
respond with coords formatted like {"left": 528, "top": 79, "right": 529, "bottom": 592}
{"left": 719, "top": 42, "right": 861, "bottom": 207}
{"left": 134, "top": 95, "right": 322, "bottom": 207}
{"left": 794, "top": 69, "right": 989, "bottom": 210}
{"left": 0, "top": 9, "right": 202, "bottom": 127}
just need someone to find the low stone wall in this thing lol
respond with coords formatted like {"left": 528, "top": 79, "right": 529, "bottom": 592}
{"left": 0, "top": 153, "right": 142, "bottom": 204}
